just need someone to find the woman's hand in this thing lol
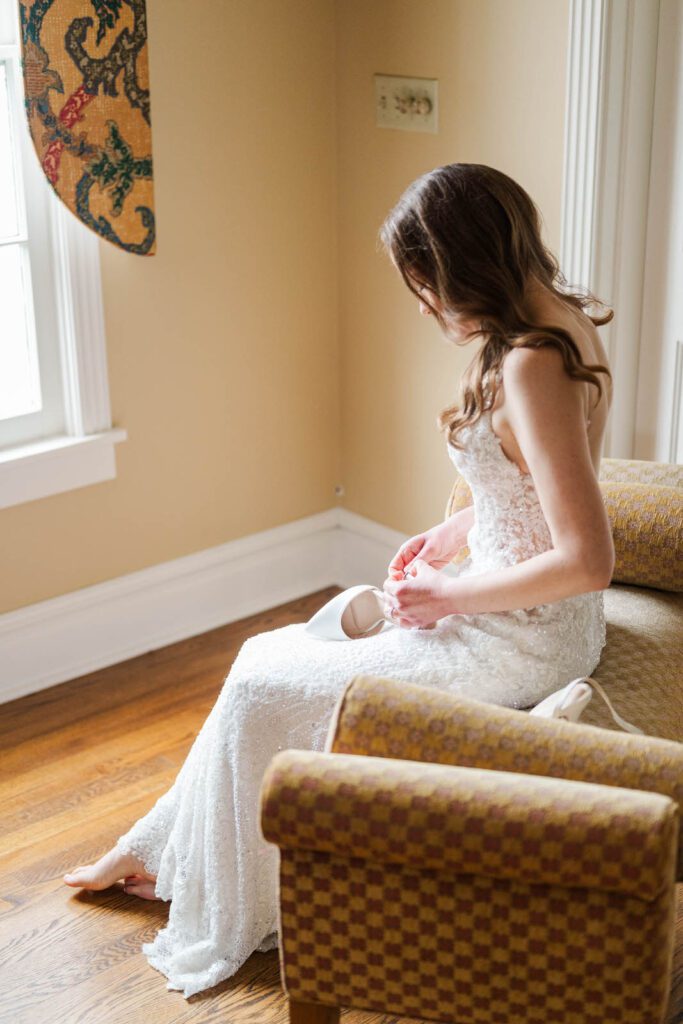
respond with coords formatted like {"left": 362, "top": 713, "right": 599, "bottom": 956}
{"left": 387, "top": 506, "right": 474, "bottom": 578}
{"left": 382, "top": 558, "right": 457, "bottom": 629}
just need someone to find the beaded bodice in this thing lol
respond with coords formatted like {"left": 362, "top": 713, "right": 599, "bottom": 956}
{"left": 446, "top": 404, "right": 606, "bottom": 679}
{"left": 447, "top": 409, "right": 554, "bottom": 573}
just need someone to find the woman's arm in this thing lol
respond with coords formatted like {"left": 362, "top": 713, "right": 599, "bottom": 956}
{"left": 389, "top": 503, "right": 476, "bottom": 578}
{"left": 443, "top": 502, "right": 476, "bottom": 548}
{"left": 441, "top": 345, "right": 614, "bottom": 615}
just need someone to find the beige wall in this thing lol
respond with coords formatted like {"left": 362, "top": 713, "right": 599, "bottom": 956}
{"left": 336, "top": 0, "right": 570, "bottom": 536}
{"left": 0, "top": 0, "right": 339, "bottom": 614}
{"left": 0, "top": 0, "right": 570, "bottom": 615}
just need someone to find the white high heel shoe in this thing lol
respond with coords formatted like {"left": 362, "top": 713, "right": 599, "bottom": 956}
{"left": 529, "top": 676, "right": 644, "bottom": 734}
{"left": 304, "top": 585, "right": 394, "bottom": 640}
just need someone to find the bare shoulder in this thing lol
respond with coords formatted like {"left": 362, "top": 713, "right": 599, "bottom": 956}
{"left": 501, "top": 344, "right": 573, "bottom": 398}
{"left": 502, "top": 344, "right": 565, "bottom": 372}
{"left": 495, "top": 307, "right": 612, "bottom": 472}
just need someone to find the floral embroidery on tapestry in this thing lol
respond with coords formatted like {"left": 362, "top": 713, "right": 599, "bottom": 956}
{"left": 19, "top": 0, "right": 156, "bottom": 254}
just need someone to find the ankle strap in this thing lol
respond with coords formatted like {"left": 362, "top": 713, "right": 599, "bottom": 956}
{"left": 582, "top": 676, "right": 644, "bottom": 735}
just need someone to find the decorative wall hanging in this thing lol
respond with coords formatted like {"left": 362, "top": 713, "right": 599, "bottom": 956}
{"left": 19, "top": 0, "right": 156, "bottom": 254}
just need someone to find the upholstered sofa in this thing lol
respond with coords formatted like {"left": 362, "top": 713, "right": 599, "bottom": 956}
{"left": 261, "top": 674, "right": 683, "bottom": 1024}
{"left": 259, "top": 456, "right": 682, "bottom": 1024}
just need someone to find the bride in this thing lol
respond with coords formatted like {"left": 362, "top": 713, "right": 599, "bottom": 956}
{"left": 63, "top": 163, "right": 616, "bottom": 997}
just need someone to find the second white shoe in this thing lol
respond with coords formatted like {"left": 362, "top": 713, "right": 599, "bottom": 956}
{"left": 529, "top": 676, "right": 644, "bottom": 734}
{"left": 528, "top": 678, "right": 593, "bottom": 723}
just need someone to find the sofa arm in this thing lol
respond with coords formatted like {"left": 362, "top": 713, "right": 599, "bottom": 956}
{"left": 260, "top": 749, "right": 678, "bottom": 901}
{"left": 325, "top": 674, "right": 683, "bottom": 880}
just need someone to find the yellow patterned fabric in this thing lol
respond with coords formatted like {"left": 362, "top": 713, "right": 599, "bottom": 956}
{"left": 600, "top": 481, "right": 682, "bottom": 591}
{"left": 275, "top": 849, "right": 676, "bottom": 1024}
{"left": 600, "top": 458, "right": 683, "bottom": 490}
{"left": 443, "top": 474, "right": 473, "bottom": 565}
{"left": 672, "top": 887, "right": 683, "bottom": 1022}
{"left": 586, "top": 586, "right": 683, "bottom": 741}
{"left": 326, "top": 675, "right": 683, "bottom": 879}
{"left": 260, "top": 703, "right": 680, "bottom": 1023}
{"left": 262, "top": 750, "right": 677, "bottom": 900}
{"left": 19, "top": 0, "right": 155, "bottom": 254}
{"left": 443, "top": 472, "right": 473, "bottom": 520}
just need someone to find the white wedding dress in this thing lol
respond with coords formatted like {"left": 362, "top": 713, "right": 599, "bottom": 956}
{"left": 115, "top": 408, "right": 605, "bottom": 997}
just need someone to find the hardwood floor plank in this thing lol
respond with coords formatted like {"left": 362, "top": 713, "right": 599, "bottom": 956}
{"left": 0, "top": 784, "right": 171, "bottom": 878}
{"left": 0, "top": 682, "right": 217, "bottom": 779}
{"left": 0, "top": 766, "right": 180, "bottom": 859}
{"left": 0, "top": 723, "right": 200, "bottom": 808}
{"left": 0, "top": 745, "right": 187, "bottom": 834}
{"left": 4, "top": 910, "right": 166, "bottom": 1015}
{"left": 8, "top": 955, "right": 179, "bottom": 1024}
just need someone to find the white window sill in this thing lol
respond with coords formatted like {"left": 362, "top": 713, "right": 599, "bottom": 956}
{"left": 0, "top": 428, "right": 127, "bottom": 510}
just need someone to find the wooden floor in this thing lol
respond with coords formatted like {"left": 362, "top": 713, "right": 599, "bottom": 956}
{"left": 0, "top": 587, "right": 414, "bottom": 1024}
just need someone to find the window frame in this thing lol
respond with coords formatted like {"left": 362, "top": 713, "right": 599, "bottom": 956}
{"left": 0, "top": 38, "right": 126, "bottom": 511}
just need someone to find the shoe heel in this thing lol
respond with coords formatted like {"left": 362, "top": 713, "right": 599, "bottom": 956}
{"left": 304, "top": 585, "right": 392, "bottom": 641}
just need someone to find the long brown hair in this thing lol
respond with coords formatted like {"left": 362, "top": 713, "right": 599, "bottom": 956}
{"left": 379, "top": 163, "right": 612, "bottom": 448}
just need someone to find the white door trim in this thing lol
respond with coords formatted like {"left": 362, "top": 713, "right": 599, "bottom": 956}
{"left": 560, "top": 0, "right": 605, "bottom": 293}
{"left": 634, "top": 0, "right": 683, "bottom": 462}
{"left": 560, "top": 0, "right": 661, "bottom": 458}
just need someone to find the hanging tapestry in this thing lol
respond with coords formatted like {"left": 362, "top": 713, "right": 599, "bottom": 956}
{"left": 18, "top": 0, "right": 156, "bottom": 255}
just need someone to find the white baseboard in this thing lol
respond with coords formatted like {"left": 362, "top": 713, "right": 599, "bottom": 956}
{"left": 0, "top": 507, "right": 409, "bottom": 705}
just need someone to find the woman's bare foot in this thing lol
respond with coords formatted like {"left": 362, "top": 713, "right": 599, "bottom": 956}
{"left": 122, "top": 874, "right": 163, "bottom": 901}
{"left": 63, "top": 846, "right": 157, "bottom": 895}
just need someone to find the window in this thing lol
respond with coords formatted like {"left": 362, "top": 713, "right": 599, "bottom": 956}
{"left": 0, "top": 44, "right": 65, "bottom": 449}
{"left": 0, "top": 6, "right": 125, "bottom": 510}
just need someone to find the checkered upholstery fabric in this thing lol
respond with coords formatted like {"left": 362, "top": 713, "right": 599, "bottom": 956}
{"left": 275, "top": 852, "right": 675, "bottom": 1023}
{"left": 672, "top": 886, "right": 683, "bottom": 1021}
{"left": 261, "top": 750, "right": 677, "bottom": 899}
{"left": 261, "top": 739, "right": 679, "bottom": 1022}
{"left": 326, "top": 675, "right": 683, "bottom": 880}
{"left": 444, "top": 457, "right": 683, "bottom": 591}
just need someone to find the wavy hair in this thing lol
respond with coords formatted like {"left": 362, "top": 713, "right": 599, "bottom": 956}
{"left": 379, "top": 163, "right": 613, "bottom": 449}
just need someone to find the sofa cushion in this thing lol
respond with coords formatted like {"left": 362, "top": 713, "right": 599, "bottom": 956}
{"left": 601, "top": 481, "right": 682, "bottom": 591}
{"left": 582, "top": 585, "right": 683, "bottom": 742}
{"left": 600, "top": 458, "right": 683, "bottom": 490}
